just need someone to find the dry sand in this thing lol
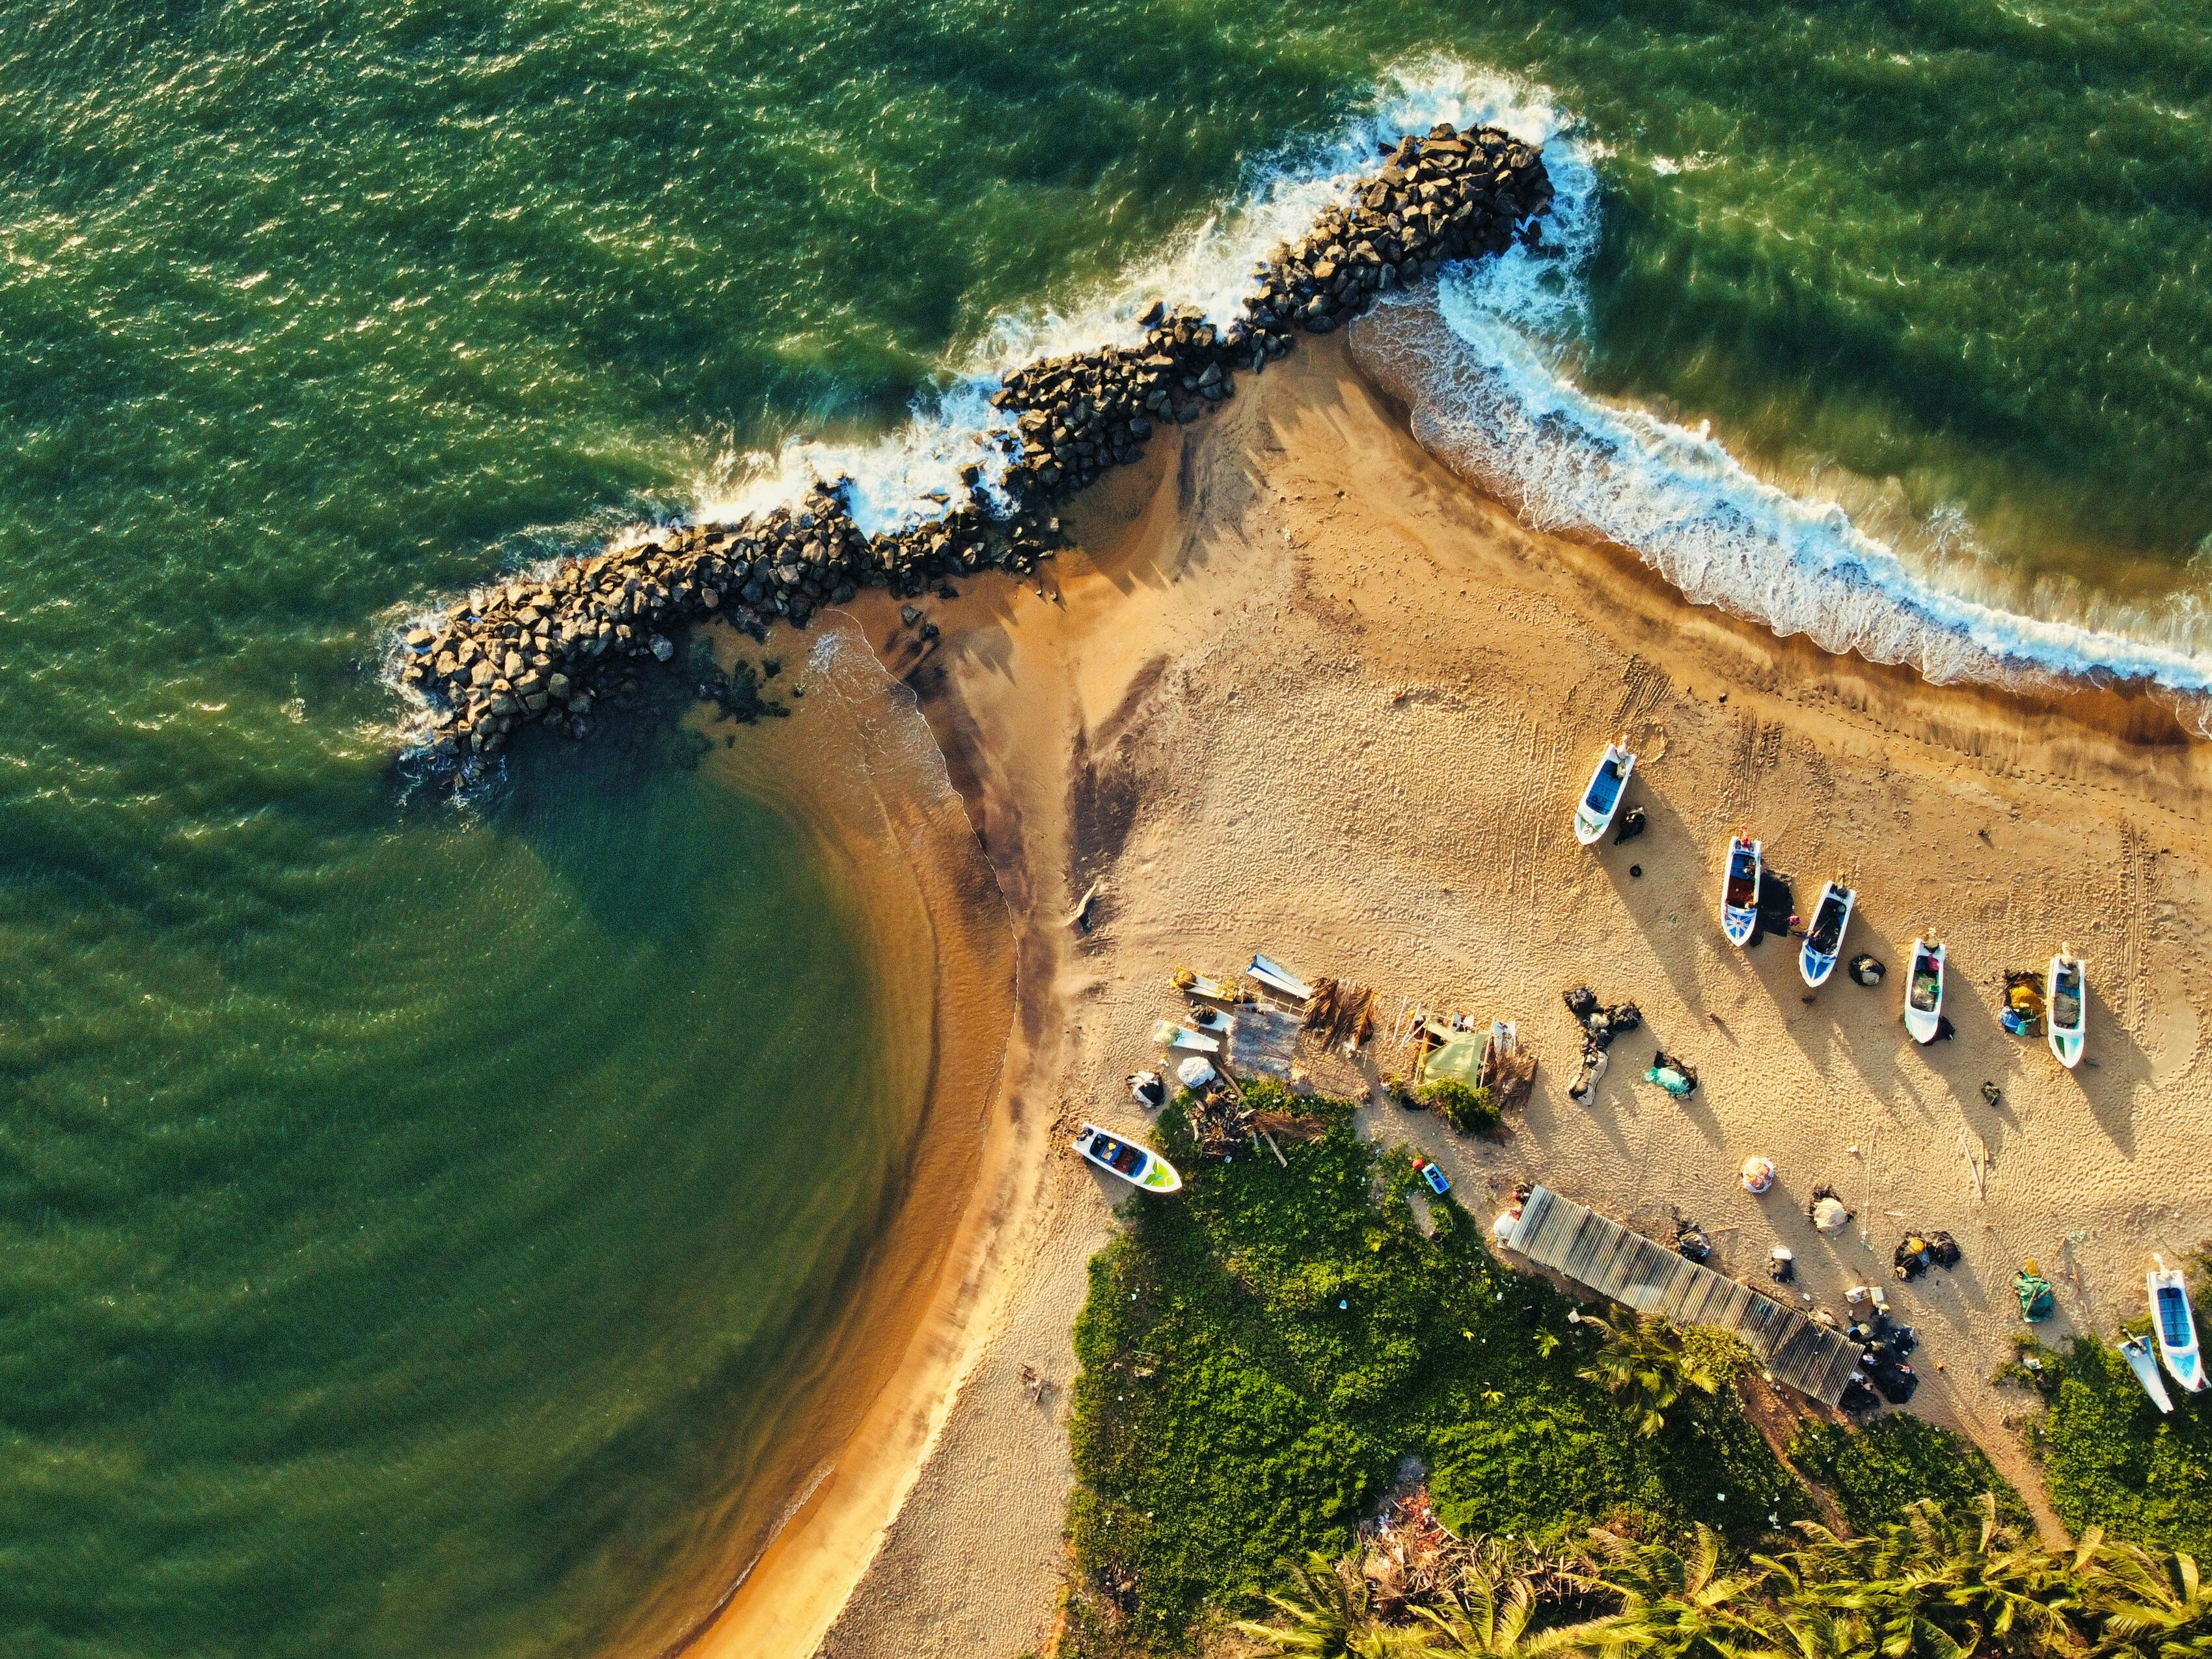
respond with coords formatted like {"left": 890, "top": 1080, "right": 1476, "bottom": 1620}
{"left": 699, "top": 301, "right": 2212, "bottom": 1658}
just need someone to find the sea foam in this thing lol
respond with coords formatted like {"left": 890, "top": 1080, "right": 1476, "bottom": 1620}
{"left": 703, "top": 57, "right": 2212, "bottom": 718}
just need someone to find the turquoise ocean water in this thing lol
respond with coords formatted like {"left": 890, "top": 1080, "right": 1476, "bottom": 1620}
{"left": 4, "top": 1, "right": 2211, "bottom": 1655}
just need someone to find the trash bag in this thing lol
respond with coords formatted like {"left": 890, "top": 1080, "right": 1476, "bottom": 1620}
{"left": 1563, "top": 986, "right": 1598, "bottom": 1020}
{"left": 1873, "top": 1364, "right": 1918, "bottom": 1405}
{"left": 1613, "top": 804, "right": 1649, "bottom": 845}
{"left": 1568, "top": 1042, "right": 1609, "bottom": 1103}
{"left": 1928, "top": 1230, "right": 1961, "bottom": 1269}
{"left": 1839, "top": 1377, "right": 1881, "bottom": 1415}
{"left": 1849, "top": 953, "right": 1885, "bottom": 987}
{"left": 1808, "top": 1183, "right": 1853, "bottom": 1234}
{"left": 1672, "top": 1219, "right": 1712, "bottom": 1263}
{"left": 1587, "top": 1001, "right": 1641, "bottom": 1047}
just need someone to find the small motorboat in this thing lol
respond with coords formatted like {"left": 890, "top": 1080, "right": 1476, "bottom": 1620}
{"left": 2047, "top": 948, "right": 2087, "bottom": 1069}
{"left": 2122, "top": 1334, "right": 2176, "bottom": 1414}
{"left": 1799, "top": 880, "right": 1855, "bottom": 988}
{"left": 1248, "top": 952, "right": 1313, "bottom": 1003}
{"left": 1186, "top": 1006, "right": 1233, "bottom": 1035}
{"left": 1074, "top": 1122, "right": 1182, "bottom": 1194}
{"left": 1721, "top": 834, "right": 1762, "bottom": 947}
{"left": 1150, "top": 1019, "right": 1222, "bottom": 1053}
{"left": 1904, "top": 937, "right": 1946, "bottom": 1044}
{"left": 1574, "top": 739, "right": 1635, "bottom": 846}
{"left": 2150, "top": 1258, "right": 2205, "bottom": 1392}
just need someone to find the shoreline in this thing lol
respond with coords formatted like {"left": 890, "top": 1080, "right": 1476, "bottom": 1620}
{"left": 775, "top": 323, "right": 2211, "bottom": 1654}
{"left": 610, "top": 620, "right": 1025, "bottom": 1659}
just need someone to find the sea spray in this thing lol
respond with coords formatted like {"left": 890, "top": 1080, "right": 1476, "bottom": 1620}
{"left": 1376, "top": 88, "right": 2212, "bottom": 719}
{"left": 395, "top": 108, "right": 1554, "bottom": 781}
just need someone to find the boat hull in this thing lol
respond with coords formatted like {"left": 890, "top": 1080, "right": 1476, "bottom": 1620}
{"left": 1721, "top": 837, "right": 1762, "bottom": 948}
{"left": 1799, "top": 882, "right": 1855, "bottom": 988}
{"left": 1574, "top": 744, "right": 1634, "bottom": 846}
{"left": 2123, "top": 1335, "right": 2176, "bottom": 1414}
{"left": 2047, "top": 954, "right": 2086, "bottom": 1069}
{"left": 2150, "top": 1268, "right": 2205, "bottom": 1392}
{"left": 1904, "top": 939, "right": 1945, "bottom": 1044}
{"left": 1074, "top": 1122, "right": 1184, "bottom": 1194}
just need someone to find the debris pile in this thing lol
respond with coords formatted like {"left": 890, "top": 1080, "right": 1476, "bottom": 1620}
{"left": 1478, "top": 1023, "right": 1537, "bottom": 1113}
{"left": 1563, "top": 986, "right": 1641, "bottom": 1102}
{"left": 1892, "top": 1228, "right": 1961, "bottom": 1282}
{"left": 1303, "top": 977, "right": 1377, "bottom": 1048}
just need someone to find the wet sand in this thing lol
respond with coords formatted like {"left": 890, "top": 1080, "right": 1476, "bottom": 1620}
{"left": 694, "top": 311, "right": 2212, "bottom": 1656}
{"left": 609, "top": 620, "right": 1020, "bottom": 1659}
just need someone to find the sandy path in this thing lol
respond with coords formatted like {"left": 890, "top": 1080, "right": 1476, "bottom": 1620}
{"left": 751, "top": 312, "right": 2212, "bottom": 1656}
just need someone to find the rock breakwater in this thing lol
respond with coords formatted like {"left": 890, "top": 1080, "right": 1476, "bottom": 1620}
{"left": 395, "top": 124, "right": 1551, "bottom": 779}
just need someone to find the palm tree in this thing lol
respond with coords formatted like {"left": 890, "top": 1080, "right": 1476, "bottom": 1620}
{"left": 1587, "top": 1525, "right": 1766, "bottom": 1659}
{"left": 1238, "top": 1551, "right": 1438, "bottom": 1658}
{"left": 1578, "top": 1315, "right": 1726, "bottom": 1438}
{"left": 2084, "top": 1537, "right": 2212, "bottom": 1659}
{"left": 1761, "top": 1498, "right": 2084, "bottom": 1659}
{"left": 1415, "top": 1549, "right": 1616, "bottom": 1659}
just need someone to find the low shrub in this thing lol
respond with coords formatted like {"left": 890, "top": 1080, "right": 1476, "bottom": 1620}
{"left": 1065, "top": 1083, "right": 1807, "bottom": 1649}
{"left": 1789, "top": 1414, "right": 2027, "bottom": 1532}
{"left": 1418, "top": 1078, "right": 1497, "bottom": 1133}
{"left": 2020, "top": 1336, "right": 2212, "bottom": 1555}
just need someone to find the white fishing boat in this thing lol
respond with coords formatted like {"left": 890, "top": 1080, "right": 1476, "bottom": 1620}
{"left": 1187, "top": 1006, "right": 1233, "bottom": 1035}
{"left": 1248, "top": 952, "right": 1313, "bottom": 1003}
{"left": 1073, "top": 1122, "right": 1182, "bottom": 1194}
{"left": 1574, "top": 739, "right": 1635, "bottom": 846}
{"left": 2047, "top": 948, "right": 2087, "bottom": 1069}
{"left": 1799, "top": 880, "right": 1855, "bottom": 988}
{"left": 2122, "top": 1334, "right": 2176, "bottom": 1414}
{"left": 1151, "top": 1019, "right": 1222, "bottom": 1053}
{"left": 1721, "top": 834, "right": 1762, "bottom": 947}
{"left": 2150, "top": 1258, "right": 2205, "bottom": 1392}
{"left": 1903, "top": 937, "right": 1946, "bottom": 1044}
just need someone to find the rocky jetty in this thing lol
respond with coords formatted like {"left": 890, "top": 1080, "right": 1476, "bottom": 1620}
{"left": 396, "top": 124, "right": 1551, "bottom": 777}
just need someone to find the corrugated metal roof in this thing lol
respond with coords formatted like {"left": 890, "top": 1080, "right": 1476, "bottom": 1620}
{"left": 1506, "top": 1184, "right": 1856, "bottom": 1407}
{"left": 1227, "top": 1006, "right": 1304, "bottom": 1079}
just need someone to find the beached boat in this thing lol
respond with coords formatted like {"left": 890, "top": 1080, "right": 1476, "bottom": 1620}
{"left": 1150, "top": 1019, "right": 1222, "bottom": 1053}
{"left": 1721, "top": 835, "right": 1762, "bottom": 947}
{"left": 2047, "top": 948, "right": 2086, "bottom": 1069}
{"left": 2150, "top": 1258, "right": 2205, "bottom": 1392}
{"left": 1187, "top": 1006, "right": 1233, "bottom": 1035}
{"left": 1248, "top": 952, "right": 1313, "bottom": 1003}
{"left": 2122, "top": 1334, "right": 2176, "bottom": 1414}
{"left": 1574, "top": 739, "right": 1635, "bottom": 846}
{"left": 1799, "top": 880, "right": 1855, "bottom": 988}
{"left": 1073, "top": 1122, "right": 1182, "bottom": 1194}
{"left": 1904, "top": 937, "right": 1946, "bottom": 1044}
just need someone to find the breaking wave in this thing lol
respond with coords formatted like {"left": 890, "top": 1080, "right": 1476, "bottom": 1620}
{"left": 698, "top": 55, "right": 2212, "bottom": 716}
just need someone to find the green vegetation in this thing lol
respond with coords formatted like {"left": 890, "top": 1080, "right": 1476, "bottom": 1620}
{"left": 1417, "top": 1080, "right": 1499, "bottom": 1135}
{"left": 1790, "top": 1414, "right": 2027, "bottom": 1533}
{"left": 2017, "top": 1336, "right": 2212, "bottom": 1558}
{"left": 1066, "top": 1085, "right": 1805, "bottom": 1651}
{"left": 1576, "top": 1314, "right": 1732, "bottom": 1438}
{"left": 1238, "top": 1496, "right": 2212, "bottom": 1659}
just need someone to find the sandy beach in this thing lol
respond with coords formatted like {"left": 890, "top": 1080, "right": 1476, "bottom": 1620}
{"left": 698, "top": 295, "right": 2212, "bottom": 1658}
